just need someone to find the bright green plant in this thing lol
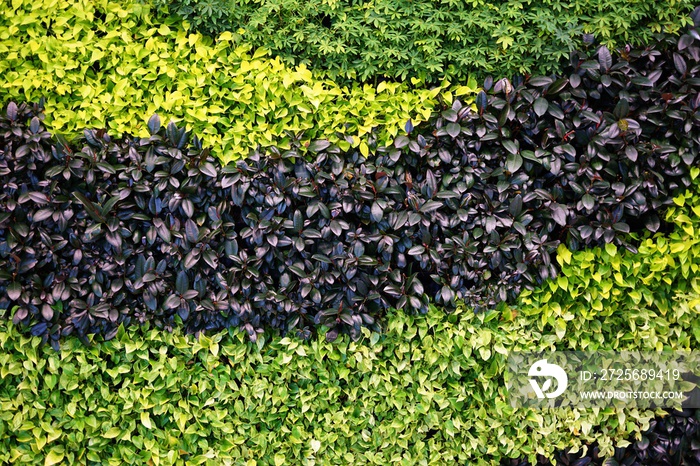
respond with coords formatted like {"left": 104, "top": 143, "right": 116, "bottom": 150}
{"left": 1, "top": 178, "right": 699, "bottom": 465}
{"left": 148, "top": 0, "right": 695, "bottom": 84}
{"left": 0, "top": 0, "right": 477, "bottom": 164}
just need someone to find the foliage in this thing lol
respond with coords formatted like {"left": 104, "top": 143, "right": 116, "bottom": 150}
{"left": 507, "top": 408, "right": 700, "bottom": 466}
{"left": 148, "top": 0, "right": 696, "bottom": 84}
{"left": 1, "top": 63, "right": 696, "bottom": 345}
{"left": 0, "top": 0, "right": 463, "bottom": 165}
{"left": 0, "top": 279, "right": 698, "bottom": 465}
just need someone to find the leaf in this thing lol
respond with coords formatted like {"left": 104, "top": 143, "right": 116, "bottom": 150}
{"left": 645, "top": 214, "right": 660, "bottom": 232}
{"left": 598, "top": 46, "right": 612, "bottom": 71}
{"left": 30, "top": 116, "right": 40, "bottom": 134}
{"left": 551, "top": 203, "right": 567, "bottom": 226}
{"left": 308, "top": 140, "right": 331, "bottom": 152}
{"left": 147, "top": 114, "right": 161, "bottom": 135}
{"left": 528, "top": 76, "right": 553, "bottom": 87}
{"left": 502, "top": 140, "right": 518, "bottom": 155}
{"left": 7, "top": 102, "right": 17, "bottom": 120}
{"left": 185, "top": 219, "right": 199, "bottom": 243}
{"left": 582, "top": 194, "right": 595, "bottom": 210}
{"left": 183, "top": 250, "right": 200, "bottom": 269}
{"left": 141, "top": 412, "right": 152, "bottom": 429}
{"left": 476, "top": 91, "right": 488, "bottom": 114}
{"left": 45, "top": 449, "right": 64, "bottom": 466}
{"left": 673, "top": 53, "right": 687, "bottom": 75}
{"left": 605, "top": 243, "right": 617, "bottom": 257}
{"left": 408, "top": 245, "right": 425, "bottom": 255}
{"left": 557, "top": 244, "right": 572, "bottom": 265}
{"left": 176, "top": 271, "right": 189, "bottom": 294}
{"left": 370, "top": 201, "right": 383, "bottom": 222}
{"left": 7, "top": 282, "right": 21, "bottom": 300}
{"left": 533, "top": 97, "right": 548, "bottom": 117}
{"left": 509, "top": 195, "right": 523, "bottom": 217}
{"left": 394, "top": 135, "right": 409, "bottom": 148}
{"left": 506, "top": 153, "right": 523, "bottom": 173}
{"left": 679, "top": 34, "right": 694, "bottom": 50}
{"left": 103, "top": 427, "right": 122, "bottom": 439}
{"left": 419, "top": 200, "right": 442, "bottom": 213}
{"left": 200, "top": 162, "right": 217, "bottom": 178}
{"left": 446, "top": 122, "right": 461, "bottom": 138}
{"left": 404, "top": 119, "right": 414, "bottom": 134}
{"left": 72, "top": 192, "right": 105, "bottom": 223}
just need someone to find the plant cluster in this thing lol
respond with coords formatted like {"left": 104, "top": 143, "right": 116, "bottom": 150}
{"left": 147, "top": 0, "right": 695, "bottom": 84}
{"left": 0, "top": 0, "right": 463, "bottom": 164}
{"left": 507, "top": 409, "right": 700, "bottom": 466}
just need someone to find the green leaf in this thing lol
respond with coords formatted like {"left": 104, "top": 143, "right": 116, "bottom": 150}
{"left": 605, "top": 243, "right": 617, "bottom": 257}
{"left": 45, "top": 448, "right": 65, "bottom": 466}
{"left": 141, "top": 412, "right": 152, "bottom": 429}
{"left": 446, "top": 123, "right": 461, "bottom": 138}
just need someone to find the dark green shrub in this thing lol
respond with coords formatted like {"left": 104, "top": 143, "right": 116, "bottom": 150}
{"left": 148, "top": 0, "right": 696, "bottom": 84}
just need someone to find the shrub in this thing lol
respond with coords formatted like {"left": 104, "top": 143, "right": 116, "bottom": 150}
{"left": 148, "top": 0, "right": 696, "bottom": 84}
{"left": 0, "top": 0, "right": 463, "bottom": 164}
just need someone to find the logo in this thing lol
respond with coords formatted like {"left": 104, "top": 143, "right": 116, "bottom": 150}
{"left": 528, "top": 359, "right": 568, "bottom": 399}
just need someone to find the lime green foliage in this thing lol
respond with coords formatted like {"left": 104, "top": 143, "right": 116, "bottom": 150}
{"left": 0, "top": 0, "right": 476, "bottom": 164}
{"left": 2, "top": 180, "right": 699, "bottom": 465}
{"left": 149, "top": 0, "right": 694, "bottom": 84}
{"left": 0, "top": 296, "right": 696, "bottom": 466}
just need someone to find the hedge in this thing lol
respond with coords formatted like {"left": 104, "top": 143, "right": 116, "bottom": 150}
{"left": 148, "top": 0, "right": 696, "bottom": 85}
{"left": 0, "top": 0, "right": 470, "bottom": 164}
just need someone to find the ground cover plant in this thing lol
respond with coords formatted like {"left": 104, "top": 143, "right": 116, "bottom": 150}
{"left": 148, "top": 0, "right": 695, "bottom": 84}
{"left": 3, "top": 21, "right": 700, "bottom": 344}
{"left": 0, "top": 0, "right": 468, "bottom": 164}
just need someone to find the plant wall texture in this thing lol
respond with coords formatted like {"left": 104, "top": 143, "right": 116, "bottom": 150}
{"left": 149, "top": 0, "right": 696, "bottom": 84}
{"left": 0, "top": 277, "right": 698, "bottom": 466}
{"left": 4, "top": 21, "right": 700, "bottom": 343}
{"left": 0, "top": 0, "right": 467, "bottom": 164}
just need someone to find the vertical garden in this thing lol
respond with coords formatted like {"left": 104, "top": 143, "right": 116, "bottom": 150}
{"left": 1, "top": 0, "right": 700, "bottom": 464}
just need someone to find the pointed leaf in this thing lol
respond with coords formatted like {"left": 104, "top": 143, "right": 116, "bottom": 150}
{"left": 308, "top": 140, "right": 331, "bottom": 152}
{"left": 7, "top": 102, "right": 17, "bottom": 120}
{"left": 598, "top": 46, "right": 612, "bottom": 71}
{"left": 185, "top": 219, "right": 199, "bottom": 243}
{"left": 147, "top": 114, "right": 161, "bottom": 135}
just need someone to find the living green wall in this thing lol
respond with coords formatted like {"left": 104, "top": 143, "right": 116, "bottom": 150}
{"left": 0, "top": 0, "right": 477, "bottom": 164}
{"left": 1, "top": 181, "right": 699, "bottom": 465}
